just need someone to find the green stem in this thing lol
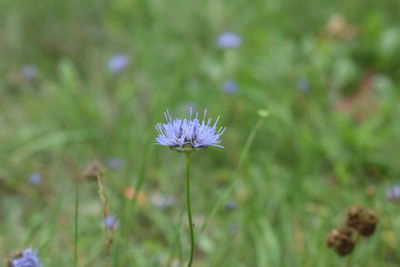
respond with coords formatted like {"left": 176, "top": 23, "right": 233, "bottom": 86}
{"left": 199, "top": 116, "right": 266, "bottom": 235}
{"left": 185, "top": 152, "right": 194, "bottom": 267}
{"left": 302, "top": 242, "right": 325, "bottom": 267}
{"left": 167, "top": 206, "right": 185, "bottom": 266}
{"left": 345, "top": 248, "right": 354, "bottom": 267}
{"left": 345, "top": 233, "right": 360, "bottom": 267}
{"left": 74, "top": 187, "right": 79, "bottom": 267}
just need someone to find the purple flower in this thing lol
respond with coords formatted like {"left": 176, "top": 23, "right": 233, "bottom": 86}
{"left": 216, "top": 32, "right": 242, "bottom": 49}
{"left": 222, "top": 80, "right": 237, "bottom": 94}
{"left": 105, "top": 158, "right": 125, "bottom": 170}
{"left": 28, "top": 173, "right": 41, "bottom": 185}
{"left": 225, "top": 200, "right": 237, "bottom": 211}
{"left": 105, "top": 215, "right": 120, "bottom": 230}
{"left": 10, "top": 248, "right": 42, "bottom": 267}
{"left": 297, "top": 78, "right": 310, "bottom": 93}
{"left": 108, "top": 53, "right": 129, "bottom": 74}
{"left": 20, "top": 65, "right": 38, "bottom": 80}
{"left": 386, "top": 184, "right": 400, "bottom": 202}
{"left": 155, "top": 108, "right": 226, "bottom": 152}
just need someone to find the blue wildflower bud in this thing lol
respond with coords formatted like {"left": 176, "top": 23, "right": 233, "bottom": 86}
{"left": 225, "top": 200, "right": 237, "bottom": 211}
{"left": 105, "top": 158, "right": 125, "bottom": 170}
{"left": 386, "top": 184, "right": 400, "bottom": 202}
{"left": 108, "top": 53, "right": 129, "bottom": 74}
{"left": 20, "top": 65, "right": 38, "bottom": 80}
{"left": 222, "top": 80, "right": 237, "bottom": 94}
{"left": 28, "top": 173, "right": 41, "bottom": 185}
{"left": 216, "top": 32, "right": 242, "bottom": 49}
{"left": 297, "top": 78, "right": 310, "bottom": 93}
{"left": 105, "top": 215, "right": 120, "bottom": 230}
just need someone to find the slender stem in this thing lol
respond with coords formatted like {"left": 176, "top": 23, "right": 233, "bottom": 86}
{"left": 345, "top": 249, "right": 354, "bottom": 267}
{"left": 236, "top": 117, "right": 265, "bottom": 171}
{"left": 185, "top": 152, "right": 194, "bottom": 267}
{"left": 96, "top": 172, "right": 109, "bottom": 223}
{"left": 167, "top": 207, "right": 185, "bottom": 266}
{"left": 345, "top": 233, "right": 360, "bottom": 267}
{"left": 302, "top": 242, "right": 325, "bottom": 267}
{"left": 74, "top": 187, "right": 79, "bottom": 267}
{"left": 199, "top": 116, "right": 267, "bottom": 235}
{"left": 96, "top": 172, "right": 113, "bottom": 257}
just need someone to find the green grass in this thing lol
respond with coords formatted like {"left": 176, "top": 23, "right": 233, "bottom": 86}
{"left": 1, "top": 0, "right": 400, "bottom": 266}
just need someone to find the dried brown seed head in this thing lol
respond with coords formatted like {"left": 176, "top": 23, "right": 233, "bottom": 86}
{"left": 81, "top": 161, "right": 103, "bottom": 182}
{"left": 346, "top": 206, "right": 378, "bottom": 237}
{"left": 327, "top": 227, "right": 355, "bottom": 256}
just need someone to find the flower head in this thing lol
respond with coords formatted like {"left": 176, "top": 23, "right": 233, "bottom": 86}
{"left": 20, "top": 65, "right": 38, "bottom": 80}
{"left": 386, "top": 184, "right": 400, "bottom": 202}
{"left": 225, "top": 200, "right": 237, "bottom": 211}
{"left": 28, "top": 173, "right": 41, "bottom": 185}
{"left": 346, "top": 206, "right": 378, "bottom": 237}
{"left": 105, "top": 158, "right": 125, "bottom": 170}
{"left": 155, "top": 108, "right": 226, "bottom": 152}
{"left": 297, "top": 78, "right": 310, "bottom": 93}
{"left": 9, "top": 248, "right": 42, "bottom": 267}
{"left": 216, "top": 32, "right": 242, "bottom": 49}
{"left": 326, "top": 228, "right": 354, "bottom": 256}
{"left": 108, "top": 53, "right": 129, "bottom": 74}
{"left": 222, "top": 80, "right": 237, "bottom": 94}
{"left": 105, "top": 215, "right": 119, "bottom": 230}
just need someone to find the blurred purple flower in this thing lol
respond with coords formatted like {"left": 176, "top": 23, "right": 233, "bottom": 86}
{"left": 9, "top": 248, "right": 42, "bottom": 267}
{"left": 20, "top": 65, "right": 38, "bottom": 80}
{"left": 222, "top": 80, "right": 237, "bottom": 94}
{"left": 105, "top": 215, "right": 120, "bottom": 230}
{"left": 386, "top": 184, "right": 400, "bottom": 202}
{"left": 151, "top": 193, "right": 177, "bottom": 210}
{"left": 105, "top": 158, "right": 125, "bottom": 170}
{"left": 108, "top": 53, "right": 129, "bottom": 74}
{"left": 225, "top": 200, "right": 237, "bottom": 211}
{"left": 216, "top": 32, "right": 242, "bottom": 49}
{"left": 28, "top": 173, "right": 41, "bottom": 185}
{"left": 297, "top": 78, "right": 310, "bottom": 93}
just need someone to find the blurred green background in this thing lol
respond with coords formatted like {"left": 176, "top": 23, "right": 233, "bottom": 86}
{"left": 1, "top": 0, "right": 400, "bottom": 266}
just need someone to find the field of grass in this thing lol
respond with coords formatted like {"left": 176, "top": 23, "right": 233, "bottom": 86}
{"left": 1, "top": 0, "right": 400, "bottom": 266}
